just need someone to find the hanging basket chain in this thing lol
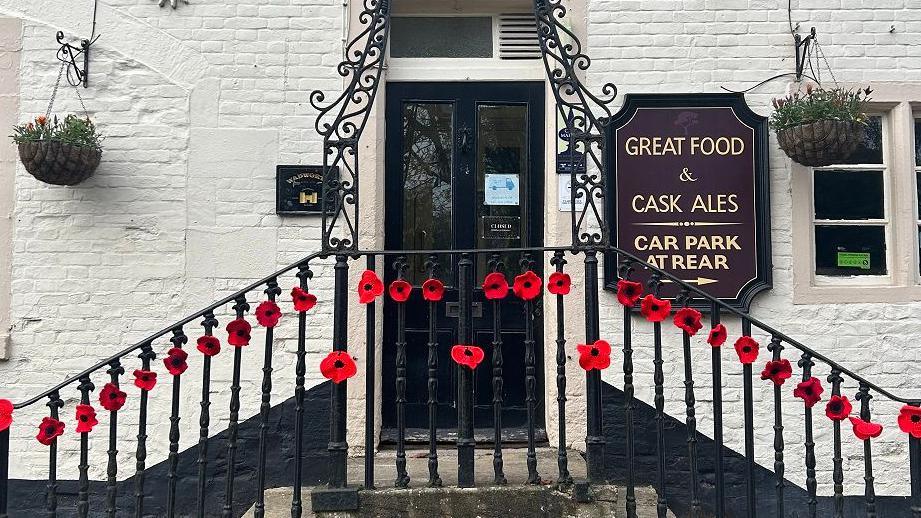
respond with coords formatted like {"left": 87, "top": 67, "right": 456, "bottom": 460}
{"left": 45, "top": 61, "right": 66, "bottom": 120}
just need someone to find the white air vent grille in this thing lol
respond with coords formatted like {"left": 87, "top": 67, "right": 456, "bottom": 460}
{"left": 499, "top": 13, "right": 541, "bottom": 60}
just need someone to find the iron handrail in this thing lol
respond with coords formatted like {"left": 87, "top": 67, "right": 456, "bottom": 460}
{"left": 11, "top": 244, "right": 919, "bottom": 408}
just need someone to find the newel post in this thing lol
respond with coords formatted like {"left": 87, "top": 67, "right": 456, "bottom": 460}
{"left": 910, "top": 422, "right": 921, "bottom": 518}
{"left": 0, "top": 427, "right": 9, "bottom": 518}
{"left": 584, "top": 249, "right": 605, "bottom": 482}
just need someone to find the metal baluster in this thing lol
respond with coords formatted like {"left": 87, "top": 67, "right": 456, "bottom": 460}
{"left": 456, "top": 252, "right": 475, "bottom": 488}
{"left": 709, "top": 304, "right": 726, "bottom": 517}
{"left": 425, "top": 255, "right": 443, "bottom": 488}
{"left": 328, "top": 254, "right": 350, "bottom": 488}
{"left": 768, "top": 336, "right": 785, "bottom": 517}
{"left": 46, "top": 391, "right": 63, "bottom": 518}
{"left": 365, "top": 255, "right": 377, "bottom": 490}
{"left": 197, "top": 311, "right": 218, "bottom": 518}
{"left": 678, "top": 290, "right": 700, "bottom": 518}
{"left": 620, "top": 261, "right": 637, "bottom": 518}
{"left": 649, "top": 273, "right": 667, "bottom": 518}
{"left": 167, "top": 327, "right": 188, "bottom": 518}
{"left": 855, "top": 384, "right": 876, "bottom": 518}
{"left": 740, "top": 319, "right": 754, "bottom": 518}
{"left": 799, "top": 352, "right": 818, "bottom": 518}
{"left": 0, "top": 423, "right": 8, "bottom": 518}
{"left": 291, "top": 264, "right": 312, "bottom": 518}
{"left": 583, "top": 250, "right": 605, "bottom": 482}
{"left": 489, "top": 253, "right": 508, "bottom": 485}
{"left": 394, "top": 257, "right": 410, "bottom": 488}
{"left": 522, "top": 254, "right": 541, "bottom": 485}
{"left": 551, "top": 251, "right": 571, "bottom": 487}
{"left": 222, "top": 297, "right": 249, "bottom": 517}
{"left": 910, "top": 421, "right": 921, "bottom": 518}
{"left": 105, "top": 360, "right": 124, "bottom": 518}
{"left": 829, "top": 368, "right": 845, "bottom": 518}
{"left": 77, "top": 376, "right": 95, "bottom": 518}
{"left": 134, "top": 343, "right": 155, "bottom": 518}
{"left": 255, "top": 280, "right": 282, "bottom": 518}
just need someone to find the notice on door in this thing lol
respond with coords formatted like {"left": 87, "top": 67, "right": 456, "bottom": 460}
{"left": 484, "top": 174, "right": 520, "bottom": 206}
{"left": 603, "top": 94, "right": 772, "bottom": 310}
{"left": 482, "top": 216, "right": 521, "bottom": 240}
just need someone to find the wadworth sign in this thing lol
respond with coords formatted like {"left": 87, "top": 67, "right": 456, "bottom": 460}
{"left": 603, "top": 93, "right": 772, "bottom": 310}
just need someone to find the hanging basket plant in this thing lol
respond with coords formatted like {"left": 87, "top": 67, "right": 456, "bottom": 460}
{"left": 11, "top": 115, "right": 102, "bottom": 186}
{"left": 770, "top": 85, "right": 871, "bottom": 168}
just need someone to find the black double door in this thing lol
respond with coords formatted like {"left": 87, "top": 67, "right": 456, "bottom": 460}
{"left": 382, "top": 82, "right": 545, "bottom": 440}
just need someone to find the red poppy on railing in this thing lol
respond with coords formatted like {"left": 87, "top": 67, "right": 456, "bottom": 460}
{"left": 793, "top": 377, "right": 824, "bottom": 408}
{"left": 616, "top": 280, "right": 643, "bottom": 307}
{"left": 389, "top": 279, "right": 412, "bottom": 302}
{"left": 826, "top": 395, "right": 852, "bottom": 421}
{"left": 760, "top": 359, "right": 792, "bottom": 385}
{"left": 707, "top": 324, "right": 728, "bottom": 347}
{"left": 75, "top": 404, "right": 98, "bottom": 434}
{"left": 422, "top": 279, "right": 445, "bottom": 302}
{"left": 547, "top": 272, "right": 572, "bottom": 296}
{"left": 673, "top": 308, "right": 703, "bottom": 335}
{"left": 898, "top": 405, "right": 921, "bottom": 438}
{"left": 358, "top": 270, "right": 384, "bottom": 304}
{"left": 320, "top": 351, "right": 357, "bottom": 384}
{"left": 734, "top": 336, "right": 760, "bottom": 364}
{"left": 163, "top": 348, "right": 189, "bottom": 376}
{"left": 0, "top": 399, "right": 12, "bottom": 432}
{"left": 513, "top": 271, "right": 542, "bottom": 301}
{"left": 451, "top": 345, "right": 485, "bottom": 370}
{"left": 196, "top": 335, "right": 221, "bottom": 357}
{"left": 849, "top": 416, "right": 883, "bottom": 440}
{"left": 133, "top": 369, "right": 157, "bottom": 391}
{"left": 640, "top": 295, "right": 671, "bottom": 322}
{"left": 226, "top": 318, "right": 252, "bottom": 347}
{"left": 577, "top": 340, "right": 612, "bottom": 372}
{"left": 36, "top": 417, "right": 64, "bottom": 446}
{"left": 483, "top": 273, "right": 509, "bottom": 300}
{"left": 255, "top": 300, "right": 282, "bottom": 328}
{"left": 99, "top": 383, "right": 127, "bottom": 412}
{"left": 291, "top": 287, "right": 317, "bottom": 312}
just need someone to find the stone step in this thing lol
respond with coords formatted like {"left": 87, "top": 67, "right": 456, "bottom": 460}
{"left": 244, "top": 448, "right": 674, "bottom": 518}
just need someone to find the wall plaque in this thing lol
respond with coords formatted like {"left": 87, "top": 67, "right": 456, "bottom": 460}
{"left": 276, "top": 165, "right": 330, "bottom": 215}
{"left": 482, "top": 216, "right": 521, "bottom": 240}
{"left": 603, "top": 93, "right": 772, "bottom": 311}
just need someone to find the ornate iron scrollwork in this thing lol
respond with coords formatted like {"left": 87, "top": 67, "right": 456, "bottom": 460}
{"left": 312, "top": 0, "right": 391, "bottom": 252}
{"left": 534, "top": 0, "right": 617, "bottom": 247}
{"left": 55, "top": 31, "right": 95, "bottom": 88}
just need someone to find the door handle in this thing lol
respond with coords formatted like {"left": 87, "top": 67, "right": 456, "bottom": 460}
{"left": 446, "top": 301, "right": 483, "bottom": 319}
{"left": 457, "top": 127, "right": 472, "bottom": 154}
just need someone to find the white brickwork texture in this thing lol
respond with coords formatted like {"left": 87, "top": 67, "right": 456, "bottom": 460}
{"left": 0, "top": 0, "right": 916, "bottom": 501}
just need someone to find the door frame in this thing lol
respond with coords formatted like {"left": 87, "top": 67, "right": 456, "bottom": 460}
{"left": 381, "top": 81, "right": 547, "bottom": 440}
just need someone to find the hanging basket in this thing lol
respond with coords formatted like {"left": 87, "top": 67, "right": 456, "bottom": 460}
{"left": 17, "top": 140, "right": 101, "bottom": 186}
{"left": 775, "top": 119, "right": 865, "bottom": 168}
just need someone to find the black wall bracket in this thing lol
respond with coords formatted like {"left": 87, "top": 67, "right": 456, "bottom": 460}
{"left": 55, "top": 31, "right": 96, "bottom": 88}
{"left": 794, "top": 27, "right": 818, "bottom": 81}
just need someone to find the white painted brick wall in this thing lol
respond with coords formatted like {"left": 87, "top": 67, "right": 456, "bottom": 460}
{"left": 0, "top": 0, "right": 918, "bottom": 500}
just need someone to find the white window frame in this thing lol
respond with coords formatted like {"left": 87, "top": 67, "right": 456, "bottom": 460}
{"left": 792, "top": 83, "right": 921, "bottom": 303}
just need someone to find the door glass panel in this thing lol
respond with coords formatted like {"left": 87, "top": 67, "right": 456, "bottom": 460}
{"left": 476, "top": 104, "right": 528, "bottom": 279}
{"left": 391, "top": 17, "right": 494, "bottom": 58}
{"left": 401, "top": 103, "right": 453, "bottom": 283}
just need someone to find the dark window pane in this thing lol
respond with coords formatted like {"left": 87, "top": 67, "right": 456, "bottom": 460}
{"left": 836, "top": 116, "right": 883, "bottom": 165}
{"left": 391, "top": 17, "right": 493, "bottom": 58}
{"left": 815, "top": 225, "right": 886, "bottom": 276}
{"left": 813, "top": 170, "right": 884, "bottom": 220}
{"left": 917, "top": 171, "right": 921, "bottom": 217}
{"left": 915, "top": 118, "right": 921, "bottom": 166}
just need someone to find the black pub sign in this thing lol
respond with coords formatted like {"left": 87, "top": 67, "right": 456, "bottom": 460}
{"left": 603, "top": 93, "right": 772, "bottom": 311}
{"left": 276, "top": 165, "right": 327, "bottom": 215}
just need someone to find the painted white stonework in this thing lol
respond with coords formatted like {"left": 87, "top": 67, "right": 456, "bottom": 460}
{"left": 0, "top": 0, "right": 918, "bottom": 501}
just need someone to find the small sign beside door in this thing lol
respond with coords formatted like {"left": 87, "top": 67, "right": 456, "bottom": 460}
{"left": 276, "top": 165, "right": 331, "bottom": 215}
{"left": 484, "top": 174, "right": 520, "bottom": 206}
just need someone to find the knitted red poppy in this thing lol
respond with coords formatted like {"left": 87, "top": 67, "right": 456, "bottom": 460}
{"left": 320, "top": 351, "right": 357, "bottom": 384}
{"left": 793, "top": 377, "right": 823, "bottom": 408}
{"left": 36, "top": 417, "right": 64, "bottom": 446}
{"left": 226, "top": 318, "right": 252, "bottom": 347}
{"left": 547, "top": 272, "right": 572, "bottom": 296}
{"left": 825, "top": 395, "right": 852, "bottom": 421}
{"left": 422, "top": 279, "right": 445, "bottom": 302}
{"left": 291, "top": 287, "right": 317, "bottom": 312}
{"left": 133, "top": 369, "right": 157, "bottom": 392}
{"left": 640, "top": 295, "right": 671, "bottom": 322}
{"left": 673, "top": 308, "right": 703, "bottom": 336}
{"left": 760, "top": 359, "right": 792, "bottom": 386}
{"left": 849, "top": 416, "right": 883, "bottom": 440}
{"left": 451, "top": 345, "right": 485, "bottom": 370}
{"left": 0, "top": 399, "right": 12, "bottom": 432}
{"left": 389, "top": 279, "right": 412, "bottom": 303}
{"left": 98, "top": 383, "right": 127, "bottom": 412}
{"left": 255, "top": 300, "right": 282, "bottom": 328}
{"left": 616, "top": 280, "right": 643, "bottom": 307}
{"left": 577, "top": 340, "right": 612, "bottom": 372}
{"left": 196, "top": 335, "right": 221, "bottom": 357}
{"left": 163, "top": 347, "right": 189, "bottom": 376}
{"left": 707, "top": 324, "right": 728, "bottom": 347}
{"left": 358, "top": 270, "right": 384, "bottom": 304}
{"left": 898, "top": 405, "right": 921, "bottom": 438}
{"left": 75, "top": 404, "right": 98, "bottom": 434}
{"left": 513, "top": 271, "right": 542, "bottom": 301}
{"left": 483, "top": 273, "right": 509, "bottom": 300}
{"left": 733, "top": 336, "right": 760, "bottom": 364}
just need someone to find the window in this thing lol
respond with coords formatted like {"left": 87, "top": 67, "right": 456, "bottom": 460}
{"left": 916, "top": 117, "right": 921, "bottom": 274}
{"left": 390, "top": 17, "right": 494, "bottom": 58}
{"left": 812, "top": 116, "right": 888, "bottom": 277}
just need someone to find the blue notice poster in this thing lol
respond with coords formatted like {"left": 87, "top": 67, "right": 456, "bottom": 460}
{"left": 484, "top": 174, "right": 520, "bottom": 206}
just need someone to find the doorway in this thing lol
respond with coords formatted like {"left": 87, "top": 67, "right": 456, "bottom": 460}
{"left": 382, "top": 82, "right": 546, "bottom": 441}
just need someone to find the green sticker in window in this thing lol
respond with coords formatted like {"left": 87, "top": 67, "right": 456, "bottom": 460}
{"left": 837, "top": 252, "right": 871, "bottom": 270}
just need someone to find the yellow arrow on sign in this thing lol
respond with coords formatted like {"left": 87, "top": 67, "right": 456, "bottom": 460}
{"left": 661, "top": 277, "right": 718, "bottom": 286}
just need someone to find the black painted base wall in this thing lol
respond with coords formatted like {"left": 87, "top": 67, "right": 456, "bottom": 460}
{"left": 7, "top": 382, "right": 332, "bottom": 518}
{"left": 600, "top": 381, "right": 912, "bottom": 517}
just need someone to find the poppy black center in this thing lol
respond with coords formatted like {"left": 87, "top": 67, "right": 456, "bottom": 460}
{"left": 524, "top": 282, "right": 532, "bottom": 288}
{"left": 172, "top": 357, "right": 182, "bottom": 366}
{"left": 913, "top": 415, "right": 921, "bottom": 423}
{"left": 237, "top": 330, "right": 246, "bottom": 337}
{"left": 110, "top": 392, "right": 118, "bottom": 399}
{"left": 364, "top": 284, "right": 372, "bottom": 291}
{"left": 464, "top": 349, "right": 473, "bottom": 357}
{"left": 266, "top": 310, "right": 275, "bottom": 316}
{"left": 684, "top": 317, "right": 695, "bottom": 325}
{"left": 651, "top": 304, "right": 659, "bottom": 311}
{"left": 80, "top": 415, "right": 88, "bottom": 422}
{"left": 743, "top": 346, "right": 751, "bottom": 352}
{"left": 45, "top": 426, "right": 55, "bottom": 434}
{"left": 830, "top": 402, "right": 841, "bottom": 412}
{"left": 334, "top": 360, "right": 344, "bottom": 368}
{"left": 591, "top": 348, "right": 599, "bottom": 357}
{"left": 803, "top": 386, "right": 812, "bottom": 395}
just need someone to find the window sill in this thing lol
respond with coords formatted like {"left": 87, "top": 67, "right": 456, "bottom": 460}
{"left": 792, "top": 282, "right": 921, "bottom": 305}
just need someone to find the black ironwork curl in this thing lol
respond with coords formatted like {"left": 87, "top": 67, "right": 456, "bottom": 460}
{"left": 55, "top": 31, "right": 95, "bottom": 88}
